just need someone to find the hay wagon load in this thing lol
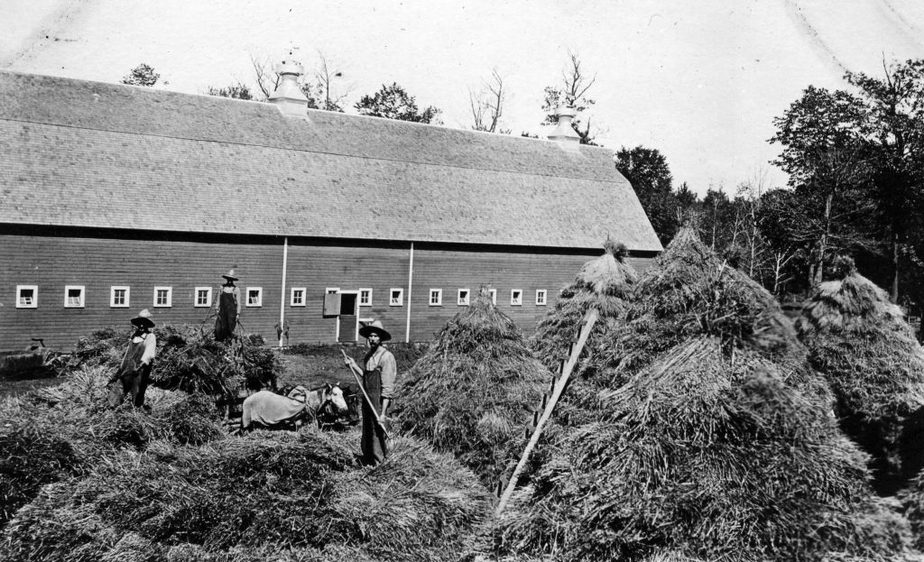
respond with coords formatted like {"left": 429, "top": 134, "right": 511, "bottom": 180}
{"left": 495, "top": 227, "right": 917, "bottom": 561}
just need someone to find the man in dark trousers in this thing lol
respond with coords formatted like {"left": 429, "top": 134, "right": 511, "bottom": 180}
{"left": 108, "top": 309, "right": 157, "bottom": 408}
{"left": 214, "top": 269, "right": 241, "bottom": 341}
{"left": 343, "top": 320, "right": 397, "bottom": 466}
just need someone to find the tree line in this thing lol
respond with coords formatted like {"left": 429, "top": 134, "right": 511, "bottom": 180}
{"left": 122, "top": 55, "right": 924, "bottom": 326}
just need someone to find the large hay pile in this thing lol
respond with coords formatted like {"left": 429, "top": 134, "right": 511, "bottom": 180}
{"left": 1, "top": 429, "right": 492, "bottom": 562}
{"left": 58, "top": 324, "right": 279, "bottom": 394}
{"left": 393, "top": 288, "right": 549, "bottom": 488}
{"left": 796, "top": 258, "right": 924, "bottom": 488}
{"left": 494, "top": 228, "right": 913, "bottom": 561}
{"left": 0, "top": 364, "right": 225, "bottom": 526}
{"left": 498, "top": 338, "right": 912, "bottom": 561}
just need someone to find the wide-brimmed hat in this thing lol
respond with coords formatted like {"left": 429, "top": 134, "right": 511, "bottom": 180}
{"left": 130, "top": 309, "right": 155, "bottom": 328}
{"left": 359, "top": 320, "right": 391, "bottom": 341}
{"left": 221, "top": 269, "right": 239, "bottom": 281}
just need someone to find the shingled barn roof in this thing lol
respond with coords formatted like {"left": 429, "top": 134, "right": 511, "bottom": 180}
{"left": 0, "top": 71, "right": 662, "bottom": 251}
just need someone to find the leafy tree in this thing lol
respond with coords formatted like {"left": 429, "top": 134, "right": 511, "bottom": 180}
{"left": 846, "top": 59, "right": 924, "bottom": 300}
{"left": 355, "top": 82, "right": 441, "bottom": 124}
{"left": 121, "top": 63, "right": 159, "bottom": 87}
{"left": 770, "top": 85, "right": 873, "bottom": 286}
{"left": 541, "top": 52, "right": 597, "bottom": 145}
{"left": 206, "top": 83, "right": 253, "bottom": 100}
{"left": 615, "top": 146, "right": 679, "bottom": 243}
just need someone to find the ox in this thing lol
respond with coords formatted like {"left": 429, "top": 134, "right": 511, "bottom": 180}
{"left": 241, "top": 383, "right": 349, "bottom": 431}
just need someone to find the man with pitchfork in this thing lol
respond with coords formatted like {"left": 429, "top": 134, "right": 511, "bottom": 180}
{"left": 343, "top": 320, "right": 396, "bottom": 466}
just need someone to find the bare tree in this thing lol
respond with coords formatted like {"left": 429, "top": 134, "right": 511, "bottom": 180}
{"left": 312, "top": 51, "right": 351, "bottom": 112}
{"left": 541, "top": 51, "right": 598, "bottom": 144}
{"left": 469, "top": 69, "right": 508, "bottom": 133}
{"left": 251, "top": 55, "right": 279, "bottom": 100}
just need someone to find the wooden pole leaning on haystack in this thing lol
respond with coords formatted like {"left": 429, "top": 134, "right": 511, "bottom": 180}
{"left": 495, "top": 308, "right": 599, "bottom": 516}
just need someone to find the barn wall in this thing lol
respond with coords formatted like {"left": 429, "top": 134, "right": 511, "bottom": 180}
{"left": 0, "top": 229, "right": 286, "bottom": 350}
{"left": 0, "top": 227, "right": 656, "bottom": 351}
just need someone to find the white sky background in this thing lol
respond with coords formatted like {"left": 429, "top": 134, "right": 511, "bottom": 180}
{"left": 2, "top": 0, "right": 924, "bottom": 196}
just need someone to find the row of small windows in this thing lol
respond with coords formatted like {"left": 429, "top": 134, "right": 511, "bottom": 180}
{"left": 425, "top": 288, "right": 546, "bottom": 307}
{"left": 322, "top": 287, "right": 546, "bottom": 308}
{"left": 15, "top": 285, "right": 264, "bottom": 309}
{"left": 15, "top": 285, "right": 548, "bottom": 310}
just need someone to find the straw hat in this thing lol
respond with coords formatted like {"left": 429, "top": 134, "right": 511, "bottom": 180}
{"left": 130, "top": 309, "right": 155, "bottom": 328}
{"left": 359, "top": 319, "right": 391, "bottom": 341}
{"left": 221, "top": 269, "right": 239, "bottom": 281}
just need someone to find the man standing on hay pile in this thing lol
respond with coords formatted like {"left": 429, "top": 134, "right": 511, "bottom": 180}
{"left": 108, "top": 309, "right": 156, "bottom": 408}
{"left": 214, "top": 269, "right": 241, "bottom": 341}
{"left": 343, "top": 320, "right": 397, "bottom": 466}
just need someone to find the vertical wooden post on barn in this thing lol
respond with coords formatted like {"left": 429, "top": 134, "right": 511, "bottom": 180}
{"left": 495, "top": 308, "right": 599, "bottom": 516}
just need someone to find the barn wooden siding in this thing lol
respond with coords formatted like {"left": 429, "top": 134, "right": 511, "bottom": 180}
{"left": 0, "top": 226, "right": 655, "bottom": 351}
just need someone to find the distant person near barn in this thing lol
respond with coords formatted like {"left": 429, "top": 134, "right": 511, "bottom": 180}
{"left": 215, "top": 269, "right": 241, "bottom": 341}
{"left": 344, "top": 320, "right": 397, "bottom": 466}
{"left": 108, "top": 309, "right": 156, "bottom": 408}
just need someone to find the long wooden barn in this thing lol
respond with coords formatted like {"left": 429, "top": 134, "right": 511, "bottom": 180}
{"left": 0, "top": 66, "right": 661, "bottom": 350}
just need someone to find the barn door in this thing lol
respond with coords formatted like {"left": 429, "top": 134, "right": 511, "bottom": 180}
{"left": 338, "top": 292, "right": 358, "bottom": 342}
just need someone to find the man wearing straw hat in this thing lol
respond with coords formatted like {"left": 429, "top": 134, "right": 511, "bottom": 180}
{"left": 108, "top": 309, "right": 157, "bottom": 408}
{"left": 343, "top": 320, "right": 397, "bottom": 466}
{"left": 214, "top": 269, "right": 241, "bottom": 341}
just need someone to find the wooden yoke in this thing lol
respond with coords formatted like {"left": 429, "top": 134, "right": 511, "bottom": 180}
{"left": 495, "top": 308, "right": 599, "bottom": 516}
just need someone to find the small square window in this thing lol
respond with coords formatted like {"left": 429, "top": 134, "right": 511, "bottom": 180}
{"left": 194, "top": 287, "right": 212, "bottom": 307}
{"left": 110, "top": 286, "right": 130, "bottom": 308}
{"left": 359, "top": 288, "right": 372, "bottom": 306}
{"left": 64, "top": 285, "right": 85, "bottom": 308}
{"left": 389, "top": 288, "right": 404, "bottom": 306}
{"left": 457, "top": 288, "right": 470, "bottom": 306}
{"left": 510, "top": 289, "right": 523, "bottom": 306}
{"left": 153, "top": 286, "right": 172, "bottom": 307}
{"left": 247, "top": 287, "right": 263, "bottom": 307}
{"left": 429, "top": 288, "right": 442, "bottom": 306}
{"left": 16, "top": 285, "right": 38, "bottom": 308}
{"left": 291, "top": 287, "right": 306, "bottom": 306}
{"left": 536, "top": 289, "right": 547, "bottom": 306}
{"left": 488, "top": 288, "right": 497, "bottom": 305}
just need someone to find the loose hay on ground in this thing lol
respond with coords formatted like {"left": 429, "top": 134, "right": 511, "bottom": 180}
{"left": 1, "top": 428, "right": 492, "bottom": 562}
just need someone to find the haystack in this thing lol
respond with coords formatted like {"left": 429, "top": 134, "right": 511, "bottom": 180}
{"left": 1, "top": 429, "right": 492, "bottom": 562}
{"left": 393, "top": 287, "right": 549, "bottom": 488}
{"left": 497, "top": 337, "right": 913, "bottom": 561}
{"left": 796, "top": 257, "right": 924, "bottom": 488}
{"left": 530, "top": 237, "right": 638, "bottom": 375}
{"left": 493, "top": 228, "right": 912, "bottom": 560}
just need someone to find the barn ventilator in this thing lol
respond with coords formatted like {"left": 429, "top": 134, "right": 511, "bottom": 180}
{"left": 495, "top": 307, "right": 599, "bottom": 516}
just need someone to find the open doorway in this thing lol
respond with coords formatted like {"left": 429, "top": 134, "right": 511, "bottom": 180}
{"left": 337, "top": 291, "right": 358, "bottom": 342}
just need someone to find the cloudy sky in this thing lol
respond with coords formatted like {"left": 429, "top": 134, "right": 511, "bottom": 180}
{"left": 3, "top": 0, "right": 924, "bottom": 195}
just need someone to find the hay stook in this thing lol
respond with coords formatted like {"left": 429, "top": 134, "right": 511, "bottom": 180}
{"left": 393, "top": 287, "right": 549, "bottom": 489}
{"left": 797, "top": 256, "right": 924, "bottom": 491}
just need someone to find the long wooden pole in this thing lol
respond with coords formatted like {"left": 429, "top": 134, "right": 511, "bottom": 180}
{"left": 495, "top": 308, "right": 598, "bottom": 516}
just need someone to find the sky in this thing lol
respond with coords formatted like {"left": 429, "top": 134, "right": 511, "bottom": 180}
{"left": 3, "top": 0, "right": 924, "bottom": 196}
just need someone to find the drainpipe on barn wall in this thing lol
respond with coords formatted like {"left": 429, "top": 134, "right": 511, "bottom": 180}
{"left": 405, "top": 242, "right": 414, "bottom": 343}
{"left": 279, "top": 237, "right": 288, "bottom": 348}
